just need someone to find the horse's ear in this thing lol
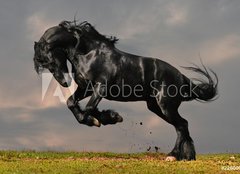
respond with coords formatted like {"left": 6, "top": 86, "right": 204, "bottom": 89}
{"left": 59, "top": 21, "right": 70, "bottom": 29}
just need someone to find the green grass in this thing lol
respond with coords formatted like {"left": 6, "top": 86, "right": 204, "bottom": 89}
{"left": 0, "top": 151, "right": 239, "bottom": 174}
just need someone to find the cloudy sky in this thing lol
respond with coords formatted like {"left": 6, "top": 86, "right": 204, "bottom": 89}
{"left": 0, "top": 0, "right": 240, "bottom": 154}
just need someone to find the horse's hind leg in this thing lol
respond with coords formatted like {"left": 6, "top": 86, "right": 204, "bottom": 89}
{"left": 165, "top": 111, "right": 196, "bottom": 161}
{"left": 146, "top": 98, "right": 196, "bottom": 161}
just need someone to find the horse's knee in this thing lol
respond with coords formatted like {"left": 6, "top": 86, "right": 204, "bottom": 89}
{"left": 85, "top": 105, "right": 94, "bottom": 111}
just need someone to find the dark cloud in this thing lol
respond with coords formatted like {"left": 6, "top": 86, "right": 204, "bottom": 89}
{"left": 0, "top": 0, "right": 240, "bottom": 153}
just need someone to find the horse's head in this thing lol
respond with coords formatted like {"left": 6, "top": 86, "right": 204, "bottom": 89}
{"left": 33, "top": 26, "right": 77, "bottom": 87}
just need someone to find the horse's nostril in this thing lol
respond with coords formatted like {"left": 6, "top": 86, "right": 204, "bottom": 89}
{"left": 62, "top": 82, "right": 68, "bottom": 87}
{"left": 64, "top": 74, "right": 72, "bottom": 86}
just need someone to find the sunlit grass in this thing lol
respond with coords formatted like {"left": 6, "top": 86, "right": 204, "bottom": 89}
{"left": 0, "top": 151, "right": 239, "bottom": 173}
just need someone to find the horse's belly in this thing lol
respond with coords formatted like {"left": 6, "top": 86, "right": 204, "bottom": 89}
{"left": 104, "top": 95, "right": 146, "bottom": 102}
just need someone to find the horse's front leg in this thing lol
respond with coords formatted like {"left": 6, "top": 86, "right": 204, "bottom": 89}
{"left": 83, "top": 82, "right": 123, "bottom": 126}
{"left": 92, "top": 109, "right": 123, "bottom": 125}
{"left": 67, "top": 84, "right": 123, "bottom": 127}
{"left": 81, "top": 82, "right": 104, "bottom": 127}
{"left": 67, "top": 86, "right": 100, "bottom": 127}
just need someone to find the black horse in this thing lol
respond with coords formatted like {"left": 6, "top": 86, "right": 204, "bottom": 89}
{"left": 33, "top": 21, "right": 218, "bottom": 161}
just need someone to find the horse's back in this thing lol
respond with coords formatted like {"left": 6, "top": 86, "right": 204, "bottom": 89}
{"left": 109, "top": 50, "right": 183, "bottom": 101}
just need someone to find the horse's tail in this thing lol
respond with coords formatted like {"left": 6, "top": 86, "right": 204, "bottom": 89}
{"left": 181, "top": 63, "right": 218, "bottom": 102}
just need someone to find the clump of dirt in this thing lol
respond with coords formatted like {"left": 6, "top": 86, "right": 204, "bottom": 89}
{"left": 154, "top": 146, "right": 160, "bottom": 152}
{"left": 146, "top": 146, "right": 161, "bottom": 152}
{"left": 122, "top": 120, "right": 161, "bottom": 153}
{"left": 136, "top": 122, "right": 143, "bottom": 125}
{"left": 147, "top": 146, "right": 151, "bottom": 151}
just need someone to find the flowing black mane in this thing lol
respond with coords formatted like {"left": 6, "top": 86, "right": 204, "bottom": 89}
{"left": 59, "top": 20, "right": 119, "bottom": 46}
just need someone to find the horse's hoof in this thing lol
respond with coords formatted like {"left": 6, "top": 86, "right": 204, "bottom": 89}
{"left": 116, "top": 115, "right": 123, "bottom": 122}
{"left": 109, "top": 111, "right": 123, "bottom": 123}
{"left": 165, "top": 156, "right": 177, "bottom": 162}
{"left": 92, "top": 117, "right": 101, "bottom": 127}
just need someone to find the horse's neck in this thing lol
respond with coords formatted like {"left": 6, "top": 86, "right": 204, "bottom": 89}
{"left": 67, "top": 41, "right": 114, "bottom": 66}
{"left": 67, "top": 42, "right": 114, "bottom": 73}
{"left": 66, "top": 48, "right": 94, "bottom": 70}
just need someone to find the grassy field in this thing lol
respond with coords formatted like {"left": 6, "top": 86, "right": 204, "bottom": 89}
{"left": 0, "top": 151, "right": 239, "bottom": 174}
